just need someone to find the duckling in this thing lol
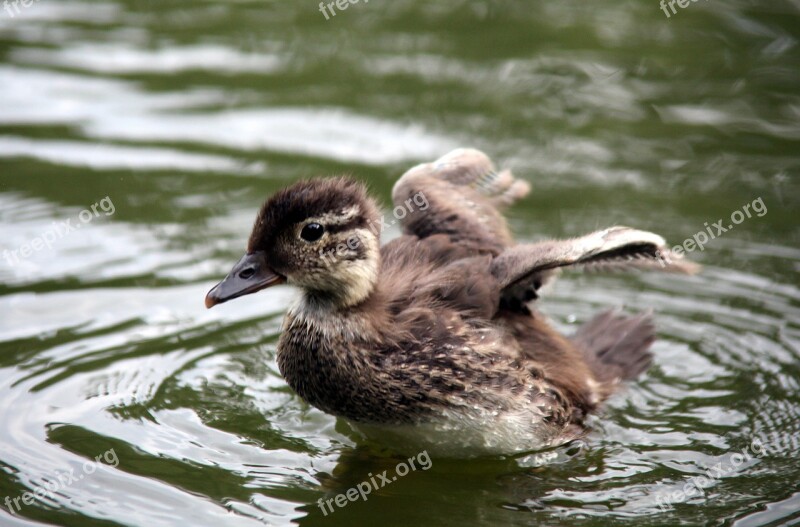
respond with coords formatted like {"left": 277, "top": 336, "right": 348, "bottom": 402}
{"left": 205, "top": 149, "right": 698, "bottom": 457}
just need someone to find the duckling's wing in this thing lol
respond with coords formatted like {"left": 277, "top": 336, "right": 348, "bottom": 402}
{"left": 380, "top": 234, "right": 500, "bottom": 319}
{"left": 391, "top": 149, "right": 529, "bottom": 254}
{"left": 491, "top": 226, "right": 699, "bottom": 305}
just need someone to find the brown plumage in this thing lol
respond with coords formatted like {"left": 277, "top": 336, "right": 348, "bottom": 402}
{"left": 206, "top": 148, "right": 698, "bottom": 456}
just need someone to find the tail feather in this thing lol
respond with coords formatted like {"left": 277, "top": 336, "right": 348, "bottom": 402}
{"left": 573, "top": 309, "right": 655, "bottom": 385}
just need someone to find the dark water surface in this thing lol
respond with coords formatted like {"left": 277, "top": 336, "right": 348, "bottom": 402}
{"left": 1, "top": 1, "right": 798, "bottom": 526}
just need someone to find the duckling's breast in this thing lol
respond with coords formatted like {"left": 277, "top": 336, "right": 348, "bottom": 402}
{"left": 277, "top": 306, "right": 428, "bottom": 423}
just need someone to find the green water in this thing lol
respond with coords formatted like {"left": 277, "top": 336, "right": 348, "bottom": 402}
{"left": 0, "top": 1, "right": 798, "bottom": 525}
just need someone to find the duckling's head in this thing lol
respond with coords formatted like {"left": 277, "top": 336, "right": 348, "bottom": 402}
{"left": 205, "top": 177, "right": 382, "bottom": 309}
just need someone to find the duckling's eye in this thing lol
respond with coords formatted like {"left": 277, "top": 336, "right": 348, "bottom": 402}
{"left": 300, "top": 223, "right": 325, "bottom": 242}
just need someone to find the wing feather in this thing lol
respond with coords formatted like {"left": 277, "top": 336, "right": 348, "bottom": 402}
{"left": 391, "top": 148, "right": 529, "bottom": 254}
{"left": 491, "top": 226, "right": 700, "bottom": 294}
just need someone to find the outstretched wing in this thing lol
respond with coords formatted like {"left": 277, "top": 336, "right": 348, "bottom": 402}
{"left": 491, "top": 226, "right": 700, "bottom": 302}
{"left": 391, "top": 151, "right": 699, "bottom": 313}
{"left": 391, "top": 148, "right": 530, "bottom": 254}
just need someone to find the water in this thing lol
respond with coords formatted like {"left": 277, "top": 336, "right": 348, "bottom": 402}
{"left": 0, "top": 0, "right": 798, "bottom": 525}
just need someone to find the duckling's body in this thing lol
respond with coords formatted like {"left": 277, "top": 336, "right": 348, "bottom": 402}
{"left": 206, "top": 149, "right": 696, "bottom": 456}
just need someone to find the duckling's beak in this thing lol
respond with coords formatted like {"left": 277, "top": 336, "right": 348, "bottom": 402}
{"left": 205, "top": 251, "right": 285, "bottom": 308}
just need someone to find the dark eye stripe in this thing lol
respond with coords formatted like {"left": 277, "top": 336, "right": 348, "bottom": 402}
{"left": 324, "top": 216, "right": 369, "bottom": 234}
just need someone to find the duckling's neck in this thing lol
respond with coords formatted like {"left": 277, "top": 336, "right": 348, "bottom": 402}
{"left": 301, "top": 280, "right": 374, "bottom": 312}
{"left": 286, "top": 293, "right": 378, "bottom": 343}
